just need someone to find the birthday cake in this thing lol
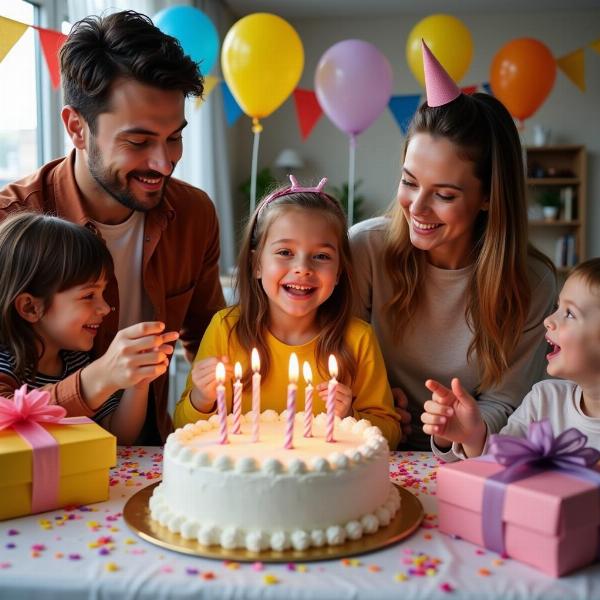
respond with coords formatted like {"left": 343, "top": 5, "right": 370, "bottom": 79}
{"left": 149, "top": 411, "right": 400, "bottom": 552}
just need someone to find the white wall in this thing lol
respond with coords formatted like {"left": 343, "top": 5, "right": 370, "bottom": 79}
{"left": 233, "top": 9, "right": 600, "bottom": 256}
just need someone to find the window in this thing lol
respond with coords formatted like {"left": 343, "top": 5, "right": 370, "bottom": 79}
{"left": 0, "top": 1, "right": 39, "bottom": 187}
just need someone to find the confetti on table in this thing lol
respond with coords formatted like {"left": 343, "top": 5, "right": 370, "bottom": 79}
{"left": 252, "top": 562, "right": 264, "bottom": 572}
{"left": 440, "top": 582, "right": 454, "bottom": 593}
{"left": 105, "top": 562, "right": 119, "bottom": 572}
{"left": 368, "top": 565, "right": 382, "bottom": 573}
{"left": 394, "top": 572, "right": 408, "bottom": 582}
{"left": 492, "top": 559, "right": 504, "bottom": 567}
{"left": 478, "top": 568, "right": 491, "bottom": 577}
{"left": 263, "top": 574, "right": 279, "bottom": 585}
{"left": 296, "top": 565, "right": 308, "bottom": 573}
{"left": 201, "top": 571, "right": 215, "bottom": 580}
{"left": 225, "top": 561, "right": 240, "bottom": 570}
{"left": 185, "top": 567, "right": 199, "bottom": 576}
{"left": 0, "top": 562, "right": 12, "bottom": 569}
{"left": 159, "top": 565, "right": 174, "bottom": 574}
{"left": 7, "top": 529, "right": 19, "bottom": 536}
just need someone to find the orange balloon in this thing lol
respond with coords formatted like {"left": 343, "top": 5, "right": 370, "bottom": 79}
{"left": 490, "top": 38, "right": 556, "bottom": 122}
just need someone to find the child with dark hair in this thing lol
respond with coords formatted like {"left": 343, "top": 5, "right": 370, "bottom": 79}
{"left": 174, "top": 176, "right": 401, "bottom": 448}
{"left": 0, "top": 213, "right": 178, "bottom": 444}
{"left": 422, "top": 258, "right": 600, "bottom": 455}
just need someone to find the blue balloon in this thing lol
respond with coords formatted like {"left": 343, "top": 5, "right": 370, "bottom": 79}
{"left": 153, "top": 5, "right": 219, "bottom": 75}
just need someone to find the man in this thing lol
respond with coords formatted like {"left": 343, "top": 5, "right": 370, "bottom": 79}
{"left": 0, "top": 10, "right": 225, "bottom": 443}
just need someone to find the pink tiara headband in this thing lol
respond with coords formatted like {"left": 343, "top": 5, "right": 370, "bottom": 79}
{"left": 421, "top": 39, "right": 462, "bottom": 107}
{"left": 256, "top": 175, "right": 332, "bottom": 219}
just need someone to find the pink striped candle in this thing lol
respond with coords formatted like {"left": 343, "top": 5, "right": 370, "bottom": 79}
{"left": 326, "top": 355, "right": 338, "bottom": 443}
{"left": 251, "top": 348, "right": 261, "bottom": 442}
{"left": 232, "top": 362, "right": 243, "bottom": 434}
{"left": 284, "top": 353, "right": 299, "bottom": 449}
{"left": 303, "top": 361, "right": 313, "bottom": 438}
{"left": 215, "top": 362, "right": 228, "bottom": 444}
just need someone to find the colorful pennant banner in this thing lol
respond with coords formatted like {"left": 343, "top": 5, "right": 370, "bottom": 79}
{"left": 221, "top": 81, "right": 243, "bottom": 126}
{"left": 556, "top": 48, "right": 586, "bottom": 92}
{"left": 0, "top": 12, "right": 597, "bottom": 140}
{"left": 292, "top": 88, "right": 323, "bottom": 140}
{"left": 387, "top": 94, "right": 422, "bottom": 135}
{"left": 33, "top": 26, "right": 67, "bottom": 89}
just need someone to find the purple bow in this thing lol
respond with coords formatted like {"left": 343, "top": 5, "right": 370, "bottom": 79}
{"left": 489, "top": 419, "right": 600, "bottom": 470}
{"left": 482, "top": 419, "right": 600, "bottom": 555}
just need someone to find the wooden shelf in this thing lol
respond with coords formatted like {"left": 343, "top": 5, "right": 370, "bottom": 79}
{"left": 525, "top": 145, "right": 586, "bottom": 270}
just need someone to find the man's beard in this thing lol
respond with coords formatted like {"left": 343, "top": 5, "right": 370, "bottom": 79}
{"left": 87, "top": 137, "right": 171, "bottom": 212}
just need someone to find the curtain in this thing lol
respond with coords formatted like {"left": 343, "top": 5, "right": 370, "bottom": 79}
{"left": 66, "top": 0, "right": 237, "bottom": 273}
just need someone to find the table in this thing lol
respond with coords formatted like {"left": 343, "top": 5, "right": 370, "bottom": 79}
{"left": 1, "top": 449, "right": 598, "bottom": 599}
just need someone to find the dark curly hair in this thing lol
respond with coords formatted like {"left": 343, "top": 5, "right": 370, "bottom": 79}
{"left": 60, "top": 10, "right": 204, "bottom": 132}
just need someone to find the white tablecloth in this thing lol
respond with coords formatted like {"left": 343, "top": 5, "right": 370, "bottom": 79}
{"left": 1, "top": 449, "right": 598, "bottom": 599}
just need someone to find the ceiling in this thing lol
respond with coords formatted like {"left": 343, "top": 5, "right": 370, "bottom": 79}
{"left": 224, "top": 0, "right": 600, "bottom": 19}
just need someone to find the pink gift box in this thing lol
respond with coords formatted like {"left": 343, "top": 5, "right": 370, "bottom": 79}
{"left": 437, "top": 458, "right": 600, "bottom": 577}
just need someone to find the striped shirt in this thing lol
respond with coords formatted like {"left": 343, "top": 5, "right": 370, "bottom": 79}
{"left": 0, "top": 347, "right": 120, "bottom": 423}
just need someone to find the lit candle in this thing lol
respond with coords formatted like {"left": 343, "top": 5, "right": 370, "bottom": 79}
{"left": 251, "top": 348, "right": 261, "bottom": 442}
{"left": 284, "top": 353, "right": 299, "bottom": 449}
{"left": 232, "top": 362, "right": 243, "bottom": 434}
{"left": 303, "top": 362, "right": 313, "bottom": 438}
{"left": 215, "top": 361, "right": 228, "bottom": 444}
{"left": 326, "top": 355, "right": 338, "bottom": 443}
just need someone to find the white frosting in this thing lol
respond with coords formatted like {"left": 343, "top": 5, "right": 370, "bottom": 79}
{"left": 150, "top": 412, "right": 400, "bottom": 551}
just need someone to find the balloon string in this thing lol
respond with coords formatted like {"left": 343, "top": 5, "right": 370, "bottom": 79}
{"left": 347, "top": 134, "right": 356, "bottom": 226}
{"left": 250, "top": 118, "right": 262, "bottom": 215}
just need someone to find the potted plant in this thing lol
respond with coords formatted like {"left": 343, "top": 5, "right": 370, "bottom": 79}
{"left": 538, "top": 190, "right": 561, "bottom": 221}
{"left": 330, "top": 179, "right": 366, "bottom": 223}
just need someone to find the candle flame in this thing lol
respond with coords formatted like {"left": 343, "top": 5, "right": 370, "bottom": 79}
{"left": 251, "top": 348, "right": 260, "bottom": 372}
{"left": 234, "top": 361, "right": 242, "bottom": 380}
{"left": 289, "top": 352, "right": 299, "bottom": 384}
{"left": 303, "top": 361, "right": 312, "bottom": 385}
{"left": 328, "top": 354, "right": 338, "bottom": 379}
{"left": 215, "top": 361, "right": 226, "bottom": 383}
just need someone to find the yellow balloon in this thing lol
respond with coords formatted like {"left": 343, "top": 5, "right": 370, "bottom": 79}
{"left": 406, "top": 14, "right": 473, "bottom": 87}
{"left": 221, "top": 13, "right": 304, "bottom": 121}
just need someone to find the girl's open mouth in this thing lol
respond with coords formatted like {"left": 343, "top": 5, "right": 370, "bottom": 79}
{"left": 546, "top": 337, "right": 561, "bottom": 360}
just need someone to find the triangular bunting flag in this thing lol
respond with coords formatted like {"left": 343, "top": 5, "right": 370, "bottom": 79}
{"left": 221, "top": 81, "right": 243, "bottom": 126}
{"left": 557, "top": 48, "right": 586, "bottom": 92}
{"left": 194, "top": 74, "right": 220, "bottom": 109}
{"left": 460, "top": 85, "right": 478, "bottom": 95}
{"left": 590, "top": 39, "right": 600, "bottom": 54}
{"left": 482, "top": 82, "right": 493, "bottom": 96}
{"left": 387, "top": 95, "right": 421, "bottom": 136}
{"left": 0, "top": 16, "right": 29, "bottom": 63}
{"left": 34, "top": 26, "right": 67, "bottom": 89}
{"left": 292, "top": 89, "right": 323, "bottom": 140}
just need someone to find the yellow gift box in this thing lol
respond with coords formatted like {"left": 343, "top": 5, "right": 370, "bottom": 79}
{"left": 0, "top": 421, "right": 116, "bottom": 520}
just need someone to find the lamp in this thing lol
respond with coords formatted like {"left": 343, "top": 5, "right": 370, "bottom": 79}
{"left": 274, "top": 148, "right": 304, "bottom": 172}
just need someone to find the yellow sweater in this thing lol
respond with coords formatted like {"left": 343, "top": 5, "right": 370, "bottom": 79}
{"left": 174, "top": 308, "right": 401, "bottom": 449}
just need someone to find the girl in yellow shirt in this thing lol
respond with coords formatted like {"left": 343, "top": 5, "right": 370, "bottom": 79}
{"left": 175, "top": 176, "right": 401, "bottom": 449}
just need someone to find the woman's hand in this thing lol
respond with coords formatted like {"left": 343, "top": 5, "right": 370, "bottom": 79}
{"left": 420, "top": 377, "right": 487, "bottom": 457}
{"left": 392, "top": 387, "right": 412, "bottom": 442}
{"left": 190, "top": 356, "right": 233, "bottom": 413}
{"left": 316, "top": 382, "right": 353, "bottom": 419}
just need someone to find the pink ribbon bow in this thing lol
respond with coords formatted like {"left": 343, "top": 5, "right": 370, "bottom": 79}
{"left": 489, "top": 419, "right": 600, "bottom": 470}
{"left": 482, "top": 419, "right": 600, "bottom": 554}
{"left": 0, "top": 385, "right": 67, "bottom": 430}
{"left": 0, "top": 385, "right": 90, "bottom": 514}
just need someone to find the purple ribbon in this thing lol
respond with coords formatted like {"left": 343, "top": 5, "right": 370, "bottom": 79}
{"left": 482, "top": 419, "right": 600, "bottom": 554}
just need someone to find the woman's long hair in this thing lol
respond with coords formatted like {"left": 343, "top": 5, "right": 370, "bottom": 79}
{"left": 233, "top": 189, "right": 356, "bottom": 385}
{"left": 0, "top": 212, "right": 114, "bottom": 379}
{"left": 383, "top": 93, "right": 554, "bottom": 390}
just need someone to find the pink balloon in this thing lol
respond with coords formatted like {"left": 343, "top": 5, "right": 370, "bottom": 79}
{"left": 315, "top": 40, "right": 393, "bottom": 137}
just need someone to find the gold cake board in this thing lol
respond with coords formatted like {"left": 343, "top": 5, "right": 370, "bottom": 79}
{"left": 123, "top": 482, "right": 424, "bottom": 562}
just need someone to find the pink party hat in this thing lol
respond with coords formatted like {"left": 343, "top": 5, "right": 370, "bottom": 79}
{"left": 422, "top": 40, "right": 461, "bottom": 107}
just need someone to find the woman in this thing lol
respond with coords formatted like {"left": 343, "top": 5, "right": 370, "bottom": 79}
{"left": 349, "top": 43, "right": 556, "bottom": 458}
